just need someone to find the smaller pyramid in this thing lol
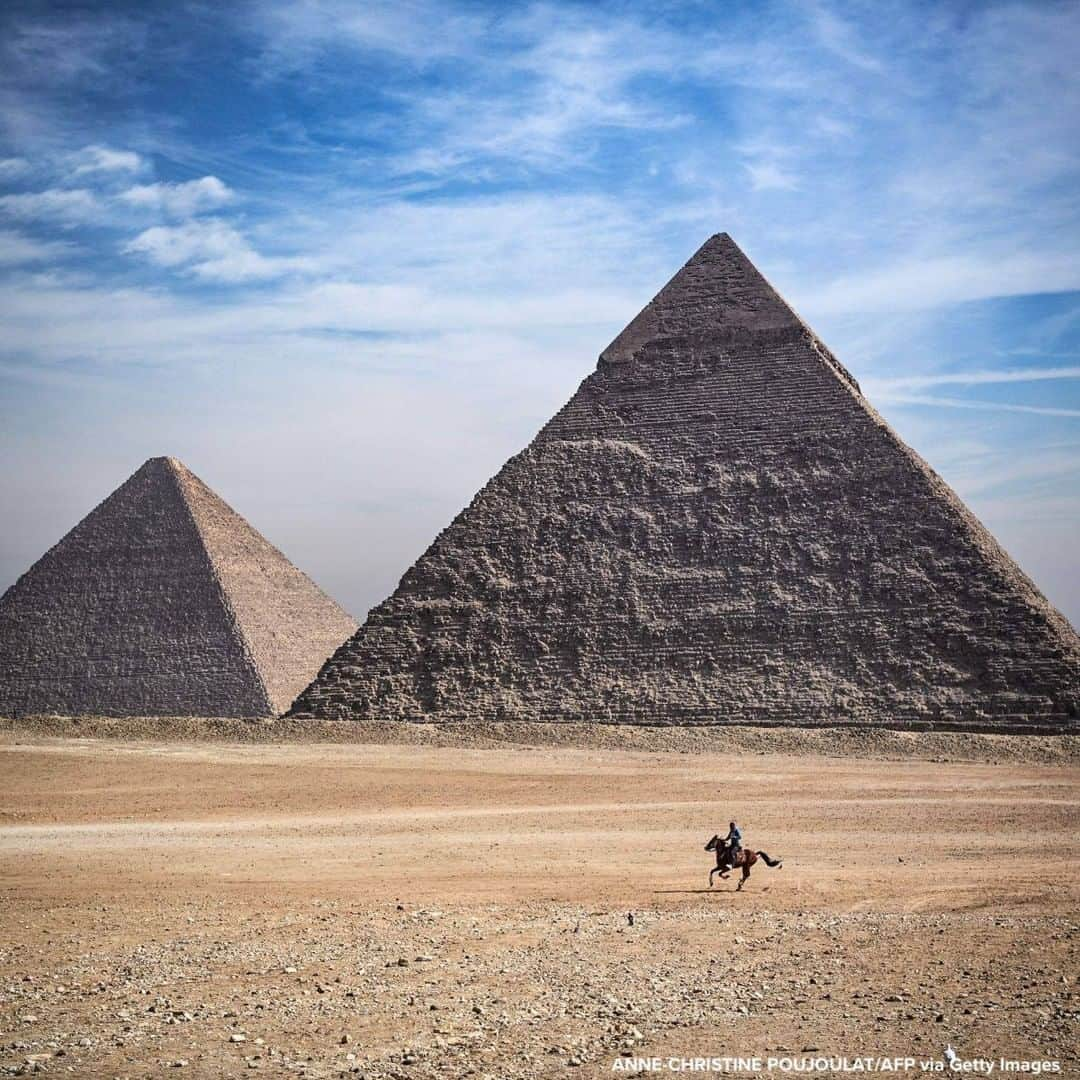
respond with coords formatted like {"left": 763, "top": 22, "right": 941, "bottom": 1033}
{"left": 0, "top": 457, "right": 357, "bottom": 718}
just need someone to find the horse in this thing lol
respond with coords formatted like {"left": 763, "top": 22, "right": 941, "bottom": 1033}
{"left": 704, "top": 834, "right": 783, "bottom": 891}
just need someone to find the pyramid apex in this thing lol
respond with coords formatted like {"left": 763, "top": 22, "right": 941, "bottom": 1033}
{"left": 599, "top": 232, "right": 801, "bottom": 368}
{"left": 690, "top": 231, "right": 742, "bottom": 255}
{"left": 137, "top": 456, "right": 197, "bottom": 486}
{"left": 138, "top": 455, "right": 185, "bottom": 473}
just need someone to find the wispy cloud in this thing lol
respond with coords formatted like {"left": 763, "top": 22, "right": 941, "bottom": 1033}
{"left": 744, "top": 160, "right": 800, "bottom": 192}
{"left": 0, "top": 227, "right": 75, "bottom": 265}
{"left": 118, "top": 176, "right": 233, "bottom": 218}
{"left": 803, "top": 2, "right": 883, "bottom": 73}
{"left": 256, "top": 0, "right": 488, "bottom": 69}
{"left": 802, "top": 253, "right": 1080, "bottom": 316}
{"left": 0, "top": 187, "right": 100, "bottom": 226}
{"left": 886, "top": 394, "right": 1080, "bottom": 419}
{"left": 255, "top": 1, "right": 692, "bottom": 176}
{"left": 1, "top": 14, "right": 142, "bottom": 85}
{"left": 868, "top": 365, "right": 1080, "bottom": 393}
{"left": 122, "top": 218, "right": 308, "bottom": 282}
{"left": 0, "top": 12, "right": 148, "bottom": 146}
{"left": 71, "top": 144, "right": 144, "bottom": 177}
{"left": 0, "top": 156, "right": 30, "bottom": 179}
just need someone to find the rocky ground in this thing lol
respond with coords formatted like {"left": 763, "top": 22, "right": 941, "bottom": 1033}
{"left": 0, "top": 732, "right": 1076, "bottom": 1078}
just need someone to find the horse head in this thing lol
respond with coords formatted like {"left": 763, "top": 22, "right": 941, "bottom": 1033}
{"left": 704, "top": 834, "right": 720, "bottom": 852}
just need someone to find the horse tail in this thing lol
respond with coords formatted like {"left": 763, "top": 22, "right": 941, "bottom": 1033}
{"left": 757, "top": 851, "right": 783, "bottom": 868}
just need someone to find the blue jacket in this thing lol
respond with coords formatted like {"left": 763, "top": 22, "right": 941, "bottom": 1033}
{"left": 725, "top": 825, "right": 742, "bottom": 844}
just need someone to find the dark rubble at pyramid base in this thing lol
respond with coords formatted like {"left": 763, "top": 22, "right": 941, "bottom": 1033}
{"left": 290, "top": 236, "right": 1079, "bottom": 734}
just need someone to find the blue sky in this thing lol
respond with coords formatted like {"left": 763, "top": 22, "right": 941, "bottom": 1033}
{"left": 1, "top": 0, "right": 1079, "bottom": 624}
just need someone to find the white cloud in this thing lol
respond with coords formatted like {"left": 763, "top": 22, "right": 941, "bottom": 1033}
{"left": 0, "top": 229, "right": 76, "bottom": 265}
{"left": 118, "top": 176, "right": 234, "bottom": 218}
{"left": 810, "top": 115, "right": 853, "bottom": 141}
{"left": 258, "top": 0, "right": 487, "bottom": 67}
{"left": 0, "top": 192, "right": 654, "bottom": 362}
{"left": 0, "top": 157, "right": 31, "bottom": 180}
{"left": 744, "top": 161, "right": 800, "bottom": 192}
{"left": 1, "top": 16, "right": 144, "bottom": 85}
{"left": 866, "top": 366, "right": 1080, "bottom": 393}
{"left": 801, "top": 252, "right": 1080, "bottom": 316}
{"left": 885, "top": 394, "right": 1080, "bottom": 419}
{"left": 257, "top": 2, "right": 690, "bottom": 176}
{"left": 804, "top": 2, "right": 884, "bottom": 73}
{"left": 71, "top": 145, "right": 145, "bottom": 176}
{"left": 122, "top": 219, "right": 302, "bottom": 281}
{"left": 0, "top": 187, "right": 100, "bottom": 226}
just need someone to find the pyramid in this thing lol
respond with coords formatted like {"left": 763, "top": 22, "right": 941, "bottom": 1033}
{"left": 290, "top": 234, "right": 1080, "bottom": 732}
{"left": 0, "top": 457, "right": 357, "bottom": 718}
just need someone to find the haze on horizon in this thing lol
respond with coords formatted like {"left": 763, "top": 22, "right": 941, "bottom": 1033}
{"left": 1, "top": 0, "right": 1078, "bottom": 625}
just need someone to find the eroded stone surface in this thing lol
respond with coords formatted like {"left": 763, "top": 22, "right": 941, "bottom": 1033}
{"left": 291, "top": 234, "right": 1079, "bottom": 730}
{"left": 0, "top": 458, "right": 357, "bottom": 717}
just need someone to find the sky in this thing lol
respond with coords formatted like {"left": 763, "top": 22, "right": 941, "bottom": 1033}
{"left": 1, "top": 0, "right": 1079, "bottom": 625}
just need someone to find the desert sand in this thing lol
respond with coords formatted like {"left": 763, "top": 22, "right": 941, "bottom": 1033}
{"left": 0, "top": 731, "right": 1076, "bottom": 1078}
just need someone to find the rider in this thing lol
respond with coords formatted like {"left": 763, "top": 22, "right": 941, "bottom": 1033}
{"left": 723, "top": 821, "right": 742, "bottom": 867}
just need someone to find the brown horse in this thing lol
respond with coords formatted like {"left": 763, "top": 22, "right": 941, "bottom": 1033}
{"left": 704, "top": 835, "right": 782, "bottom": 890}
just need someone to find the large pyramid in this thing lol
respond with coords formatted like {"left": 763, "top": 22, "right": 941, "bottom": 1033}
{"left": 0, "top": 457, "right": 357, "bottom": 718}
{"left": 291, "top": 234, "right": 1080, "bottom": 732}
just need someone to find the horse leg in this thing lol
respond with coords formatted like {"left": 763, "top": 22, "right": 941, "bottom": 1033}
{"left": 737, "top": 864, "right": 750, "bottom": 891}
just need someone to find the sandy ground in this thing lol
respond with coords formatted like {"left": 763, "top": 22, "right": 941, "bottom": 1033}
{"left": 0, "top": 735, "right": 1076, "bottom": 1079}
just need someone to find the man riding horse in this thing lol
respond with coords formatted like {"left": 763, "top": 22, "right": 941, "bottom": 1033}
{"left": 704, "top": 822, "right": 782, "bottom": 891}
{"left": 722, "top": 821, "right": 742, "bottom": 868}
